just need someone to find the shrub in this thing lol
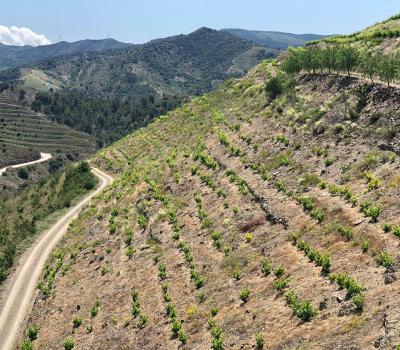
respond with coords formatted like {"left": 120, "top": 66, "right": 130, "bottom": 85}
{"left": 178, "top": 330, "right": 188, "bottom": 344}
{"left": 233, "top": 269, "right": 241, "bottom": 280}
{"left": 352, "top": 293, "right": 365, "bottom": 310}
{"left": 261, "top": 258, "right": 271, "bottom": 275}
{"left": 274, "top": 266, "right": 285, "bottom": 278}
{"left": 239, "top": 288, "right": 250, "bottom": 302}
{"left": 158, "top": 263, "right": 167, "bottom": 280}
{"left": 335, "top": 273, "right": 363, "bottom": 296}
{"left": 27, "top": 325, "right": 39, "bottom": 340}
{"left": 211, "top": 306, "right": 219, "bottom": 317}
{"left": 338, "top": 226, "right": 353, "bottom": 241}
{"left": 363, "top": 204, "right": 382, "bottom": 222}
{"left": 244, "top": 232, "right": 253, "bottom": 242}
{"left": 383, "top": 223, "right": 392, "bottom": 233}
{"left": 393, "top": 226, "right": 400, "bottom": 237}
{"left": 17, "top": 168, "right": 29, "bottom": 180}
{"left": 86, "top": 324, "right": 93, "bottom": 333}
{"left": 138, "top": 313, "right": 148, "bottom": 328}
{"left": 126, "top": 246, "right": 134, "bottom": 259}
{"left": 273, "top": 278, "right": 290, "bottom": 292}
{"left": 285, "top": 290, "right": 318, "bottom": 321}
{"left": 376, "top": 251, "right": 394, "bottom": 267}
{"left": 361, "top": 239, "right": 370, "bottom": 253}
{"left": 276, "top": 135, "right": 289, "bottom": 146}
{"left": 265, "top": 76, "right": 284, "bottom": 100}
{"left": 64, "top": 338, "right": 74, "bottom": 350}
{"left": 21, "top": 340, "right": 33, "bottom": 350}
{"left": 171, "top": 320, "right": 181, "bottom": 335}
{"left": 72, "top": 316, "right": 83, "bottom": 328}
{"left": 256, "top": 332, "right": 265, "bottom": 349}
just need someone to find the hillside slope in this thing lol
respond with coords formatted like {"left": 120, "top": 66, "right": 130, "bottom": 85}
{"left": 19, "top": 55, "right": 400, "bottom": 349}
{"left": 36, "top": 28, "right": 272, "bottom": 101}
{"left": 0, "top": 39, "right": 130, "bottom": 69}
{"left": 224, "top": 29, "right": 330, "bottom": 49}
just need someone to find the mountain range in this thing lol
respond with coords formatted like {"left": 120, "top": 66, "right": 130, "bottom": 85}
{"left": 223, "top": 29, "right": 330, "bottom": 49}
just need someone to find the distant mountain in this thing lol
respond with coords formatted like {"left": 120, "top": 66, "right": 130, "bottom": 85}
{"left": 35, "top": 28, "right": 274, "bottom": 101}
{"left": 0, "top": 39, "right": 131, "bottom": 69}
{"left": 223, "top": 29, "right": 331, "bottom": 49}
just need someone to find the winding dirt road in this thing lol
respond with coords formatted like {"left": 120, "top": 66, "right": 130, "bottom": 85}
{"left": 0, "top": 167, "right": 112, "bottom": 350}
{"left": 0, "top": 152, "right": 52, "bottom": 176}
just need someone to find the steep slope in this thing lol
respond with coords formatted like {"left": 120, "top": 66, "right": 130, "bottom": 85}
{"left": 0, "top": 92, "right": 96, "bottom": 158}
{"left": 19, "top": 57, "right": 400, "bottom": 349}
{"left": 17, "top": 17, "right": 400, "bottom": 349}
{"left": 224, "top": 28, "right": 330, "bottom": 49}
{"left": 0, "top": 39, "right": 130, "bottom": 69}
{"left": 36, "top": 28, "right": 270, "bottom": 101}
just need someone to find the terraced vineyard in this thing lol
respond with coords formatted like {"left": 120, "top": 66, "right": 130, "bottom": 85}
{"left": 18, "top": 47, "right": 400, "bottom": 349}
{"left": 0, "top": 93, "right": 96, "bottom": 167}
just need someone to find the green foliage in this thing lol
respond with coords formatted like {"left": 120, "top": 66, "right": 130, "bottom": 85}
{"left": 282, "top": 44, "right": 400, "bottom": 86}
{"left": 265, "top": 76, "right": 285, "bottom": 100}
{"left": 361, "top": 239, "right": 370, "bottom": 253}
{"left": 64, "top": 338, "right": 74, "bottom": 350}
{"left": 261, "top": 258, "right": 271, "bottom": 275}
{"left": 338, "top": 226, "right": 353, "bottom": 241}
{"left": 239, "top": 287, "right": 250, "bottom": 302}
{"left": 352, "top": 293, "right": 365, "bottom": 310}
{"left": 27, "top": 325, "right": 39, "bottom": 340}
{"left": 211, "top": 306, "right": 219, "bottom": 317}
{"left": 285, "top": 290, "right": 318, "bottom": 321}
{"left": 138, "top": 313, "right": 148, "bottom": 328}
{"left": 72, "top": 316, "right": 83, "bottom": 328}
{"left": 376, "top": 251, "right": 394, "bottom": 267}
{"left": 20, "top": 340, "right": 33, "bottom": 350}
{"left": 273, "top": 278, "right": 290, "bottom": 292}
{"left": 274, "top": 266, "right": 285, "bottom": 278}
{"left": 256, "top": 332, "right": 265, "bottom": 349}
{"left": 334, "top": 273, "right": 363, "bottom": 296}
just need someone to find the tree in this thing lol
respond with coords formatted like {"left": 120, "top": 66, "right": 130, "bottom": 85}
{"left": 377, "top": 52, "right": 398, "bottom": 87}
{"left": 322, "top": 46, "right": 338, "bottom": 75}
{"left": 359, "top": 49, "right": 378, "bottom": 83}
{"left": 339, "top": 46, "right": 359, "bottom": 76}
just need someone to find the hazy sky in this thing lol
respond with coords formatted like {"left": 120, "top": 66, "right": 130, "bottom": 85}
{"left": 1, "top": 0, "right": 399, "bottom": 45}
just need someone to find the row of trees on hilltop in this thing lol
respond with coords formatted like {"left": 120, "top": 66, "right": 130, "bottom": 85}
{"left": 282, "top": 45, "right": 400, "bottom": 86}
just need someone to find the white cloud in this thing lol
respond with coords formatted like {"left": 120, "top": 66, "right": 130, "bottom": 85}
{"left": 0, "top": 25, "right": 51, "bottom": 46}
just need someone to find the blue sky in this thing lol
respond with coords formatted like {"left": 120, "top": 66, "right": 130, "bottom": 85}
{"left": 1, "top": 0, "right": 399, "bottom": 44}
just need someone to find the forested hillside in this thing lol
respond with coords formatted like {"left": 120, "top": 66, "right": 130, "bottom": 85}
{"left": 37, "top": 28, "right": 270, "bottom": 101}
{"left": 20, "top": 15, "right": 400, "bottom": 350}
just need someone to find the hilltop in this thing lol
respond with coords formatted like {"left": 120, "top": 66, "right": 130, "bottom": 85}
{"left": 17, "top": 15, "right": 400, "bottom": 350}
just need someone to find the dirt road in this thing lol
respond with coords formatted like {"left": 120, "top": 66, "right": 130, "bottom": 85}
{"left": 0, "top": 167, "right": 112, "bottom": 350}
{"left": 0, "top": 152, "right": 52, "bottom": 175}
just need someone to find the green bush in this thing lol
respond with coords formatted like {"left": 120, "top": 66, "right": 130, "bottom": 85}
{"left": 239, "top": 288, "right": 250, "bottom": 302}
{"left": 256, "top": 332, "right": 265, "bottom": 349}
{"left": 138, "top": 313, "right": 148, "bottom": 328}
{"left": 274, "top": 266, "right": 285, "bottom": 278}
{"left": 27, "top": 325, "right": 39, "bottom": 340}
{"left": 273, "top": 278, "right": 290, "bottom": 292}
{"left": 72, "top": 316, "right": 83, "bottom": 328}
{"left": 352, "top": 293, "right": 365, "bottom": 310}
{"left": 361, "top": 239, "right": 370, "bottom": 253}
{"left": 376, "top": 251, "right": 394, "bottom": 267}
{"left": 338, "top": 226, "right": 353, "bottom": 241}
{"left": 64, "top": 338, "right": 74, "bottom": 350}
{"left": 285, "top": 290, "right": 317, "bottom": 321}
{"left": 211, "top": 306, "right": 219, "bottom": 317}
{"left": 261, "top": 258, "right": 271, "bottom": 275}
{"left": 21, "top": 340, "right": 33, "bottom": 350}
